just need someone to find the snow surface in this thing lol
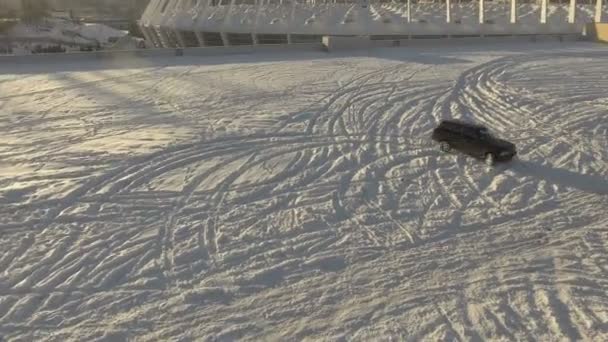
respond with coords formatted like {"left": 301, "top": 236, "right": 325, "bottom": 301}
{"left": 5, "top": 18, "right": 128, "bottom": 47}
{"left": 0, "top": 42, "right": 608, "bottom": 341}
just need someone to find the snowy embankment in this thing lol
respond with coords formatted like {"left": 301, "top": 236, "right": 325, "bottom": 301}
{"left": 3, "top": 18, "right": 128, "bottom": 49}
{"left": 0, "top": 42, "right": 607, "bottom": 340}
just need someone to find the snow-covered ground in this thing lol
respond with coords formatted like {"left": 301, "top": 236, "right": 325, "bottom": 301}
{"left": 2, "top": 18, "right": 130, "bottom": 54}
{"left": 0, "top": 42, "right": 608, "bottom": 341}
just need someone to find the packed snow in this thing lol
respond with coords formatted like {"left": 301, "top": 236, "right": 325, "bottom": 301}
{"left": 0, "top": 42, "right": 608, "bottom": 341}
{"left": 2, "top": 18, "right": 129, "bottom": 51}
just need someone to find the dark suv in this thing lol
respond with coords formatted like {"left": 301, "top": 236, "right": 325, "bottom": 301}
{"left": 432, "top": 120, "right": 517, "bottom": 165}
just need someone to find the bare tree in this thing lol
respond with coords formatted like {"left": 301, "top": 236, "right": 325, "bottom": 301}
{"left": 21, "top": 0, "right": 50, "bottom": 22}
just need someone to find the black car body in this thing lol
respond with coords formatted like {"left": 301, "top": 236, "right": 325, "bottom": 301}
{"left": 431, "top": 120, "right": 517, "bottom": 165}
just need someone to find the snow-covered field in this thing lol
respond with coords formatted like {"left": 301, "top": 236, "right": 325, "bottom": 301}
{"left": 1, "top": 42, "right": 608, "bottom": 341}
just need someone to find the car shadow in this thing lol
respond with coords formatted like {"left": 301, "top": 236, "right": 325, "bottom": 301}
{"left": 510, "top": 160, "right": 608, "bottom": 195}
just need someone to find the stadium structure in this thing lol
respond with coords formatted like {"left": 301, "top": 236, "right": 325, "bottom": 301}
{"left": 139, "top": 0, "right": 607, "bottom": 48}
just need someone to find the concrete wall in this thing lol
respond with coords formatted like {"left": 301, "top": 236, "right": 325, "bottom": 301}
{"left": 0, "top": 33, "right": 590, "bottom": 64}
{"left": 322, "top": 33, "right": 583, "bottom": 51}
{"left": 586, "top": 23, "right": 608, "bottom": 42}
{"left": 322, "top": 36, "right": 371, "bottom": 51}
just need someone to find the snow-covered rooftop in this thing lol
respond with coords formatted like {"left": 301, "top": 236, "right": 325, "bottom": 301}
{"left": 140, "top": 0, "right": 606, "bottom": 33}
{"left": 2, "top": 18, "right": 128, "bottom": 46}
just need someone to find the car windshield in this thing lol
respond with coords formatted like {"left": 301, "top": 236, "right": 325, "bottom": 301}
{"left": 478, "top": 128, "right": 491, "bottom": 138}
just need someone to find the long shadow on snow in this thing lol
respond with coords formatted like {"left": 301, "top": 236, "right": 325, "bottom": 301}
{"left": 510, "top": 160, "right": 608, "bottom": 195}
{"left": 0, "top": 47, "right": 475, "bottom": 75}
{"left": 4, "top": 41, "right": 603, "bottom": 76}
{"left": 0, "top": 42, "right": 607, "bottom": 75}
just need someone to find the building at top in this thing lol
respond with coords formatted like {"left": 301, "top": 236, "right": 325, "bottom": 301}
{"left": 139, "top": 0, "right": 606, "bottom": 48}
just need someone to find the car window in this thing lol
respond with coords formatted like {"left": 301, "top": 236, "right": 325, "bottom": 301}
{"left": 478, "top": 128, "right": 491, "bottom": 139}
{"left": 462, "top": 127, "right": 477, "bottom": 138}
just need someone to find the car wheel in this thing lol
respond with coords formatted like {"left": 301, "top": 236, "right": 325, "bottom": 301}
{"left": 485, "top": 153, "right": 495, "bottom": 167}
{"left": 439, "top": 141, "right": 451, "bottom": 153}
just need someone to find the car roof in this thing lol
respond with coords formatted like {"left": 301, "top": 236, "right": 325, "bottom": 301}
{"left": 438, "top": 119, "right": 486, "bottom": 131}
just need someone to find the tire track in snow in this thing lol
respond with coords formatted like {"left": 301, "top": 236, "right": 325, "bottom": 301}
{"left": 432, "top": 51, "right": 608, "bottom": 339}
{"left": 0, "top": 67, "right": 167, "bottom": 101}
{"left": 447, "top": 53, "right": 608, "bottom": 173}
{"left": 301, "top": 63, "right": 441, "bottom": 247}
{"left": 4, "top": 48, "right": 608, "bottom": 340}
